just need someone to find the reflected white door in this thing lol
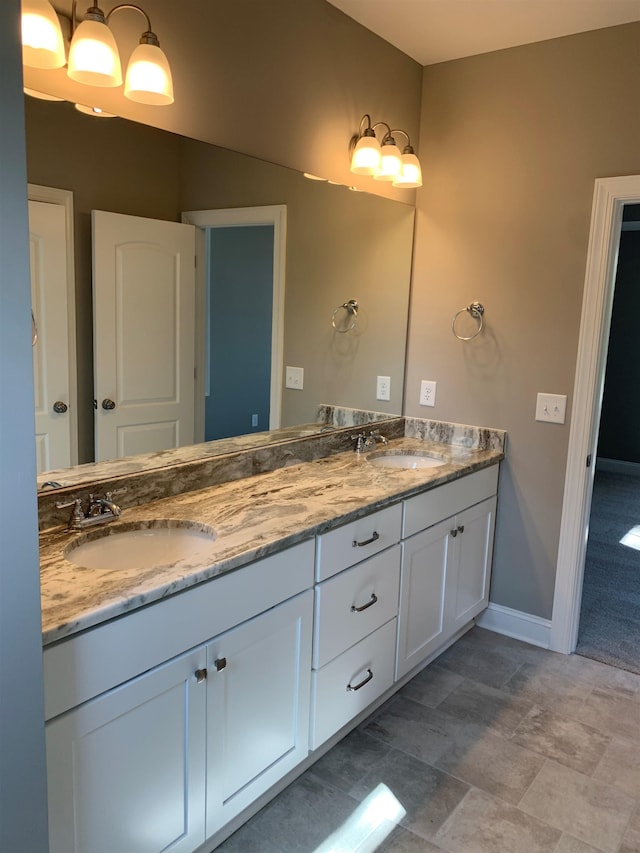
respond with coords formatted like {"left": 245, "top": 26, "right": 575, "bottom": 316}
{"left": 93, "top": 211, "right": 196, "bottom": 462}
{"left": 29, "top": 200, "right": 72, "bottom": 473}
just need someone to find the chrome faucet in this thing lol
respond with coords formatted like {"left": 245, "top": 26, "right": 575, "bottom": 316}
{"left": 351, "top": 430, "right": 389, "bottom": 453}
{"left": 57, "top": 489, "right": 126, "bottom": 530}
{"left": 368, "top": 429, "right": 389, "bottom": 446}
{"left": 87, "top": 493, "right": 122, "bottom": 519}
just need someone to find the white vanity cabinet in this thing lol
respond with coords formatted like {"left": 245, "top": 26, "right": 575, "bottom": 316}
{"left": 396, "top": 467, "right": 498, "bottom": 680}
{"left": 44, "top": 541, "right": 314, "bottom": 853}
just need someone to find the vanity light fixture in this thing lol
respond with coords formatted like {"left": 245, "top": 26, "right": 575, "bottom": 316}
{"left": 21, "top": 0, "right": 174, "bottom": 106}
{"left": 21, "top": 0, "right": 66, "bottom": 68}
{"left": 349, "top": 114, "right": 422, "bottom": 188}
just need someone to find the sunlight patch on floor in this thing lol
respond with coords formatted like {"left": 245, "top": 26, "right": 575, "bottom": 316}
{"left": 312, "top": 783, "right": 406, "bottom": 853}
{"left": 620, "top": 524, "right": 640, "bottom": 551}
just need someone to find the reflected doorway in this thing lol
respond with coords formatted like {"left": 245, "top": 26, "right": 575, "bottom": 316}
{"left": 205, "top": 225, "right": 274, "bottom": 440}
{"left": 182, "top": 205, "right": 286, "bottom": 444}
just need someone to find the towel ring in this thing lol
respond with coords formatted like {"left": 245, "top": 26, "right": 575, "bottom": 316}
{"left": 452, "top": 302, "right": 484, "bottom": 341}
{"left": 332, "top": 299, "right": 359, "bottom": 333}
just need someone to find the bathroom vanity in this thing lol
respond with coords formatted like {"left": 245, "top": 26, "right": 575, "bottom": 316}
{"left": 38, "top": 421, "right": 504, "bottom": 853}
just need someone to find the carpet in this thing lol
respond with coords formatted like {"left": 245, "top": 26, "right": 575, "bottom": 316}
{"left": 576, "top": 468, "right": 640, "bottom": 676}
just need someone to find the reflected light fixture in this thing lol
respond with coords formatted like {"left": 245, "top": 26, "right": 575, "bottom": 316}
{"left": 349, "top": 114, "right": 422, "bottom": 189}
{"left": 21, "top": 0, "right": 174, "bottom": 106}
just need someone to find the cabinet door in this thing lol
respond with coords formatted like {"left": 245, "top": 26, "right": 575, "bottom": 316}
{"left": 395, "top": 519, "right": 451, "bottom": 680}
{"left": 46, "top": 646, "right": 207, "bottom": 853}
{"left": 447, "top": 496, "right": 497, "bottom": 631}
{"left": 205, "top": 590, "right": 313, "bottom": 837}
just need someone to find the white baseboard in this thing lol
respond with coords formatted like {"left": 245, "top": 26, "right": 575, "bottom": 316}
{"left": 596, "top": 457, "right": 640, "bottom": 477}
{"left": 476, "top": 603, "right": 552, "bottom": 649}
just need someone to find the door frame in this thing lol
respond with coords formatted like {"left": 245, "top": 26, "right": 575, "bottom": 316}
{"left": 27, "top": 183, "right": 78, "bottom": 467}
{"left": 182, "top": 205, "right": 286, "bottom": 442}
{"left": 551, "top": 174, "right": 640, "bottom": 653}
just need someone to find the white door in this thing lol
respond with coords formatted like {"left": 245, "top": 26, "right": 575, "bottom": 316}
{"left": 446, "top": 497, "right": 497, "bottom": 632}
{"left": 93, "top": 211, "right": 196, "bottom": 461}
{"left": 396, "top": 520, "right": 450, "bottom": 680}
{"left": 205, "top": 590, "right": 312, "bottom": 837}
{"left": 29, "top": 199, "right": 73, "bottom": 473}
{"left": 46, "top": 646, "right": 207, "bottom": 853}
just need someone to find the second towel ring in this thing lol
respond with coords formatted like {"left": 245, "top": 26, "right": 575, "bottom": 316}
{"left": 452, "top": 302, "right": 484, "bottom": 341}
{"left": 332, "top": 299, "right": 359, "bottom": 333}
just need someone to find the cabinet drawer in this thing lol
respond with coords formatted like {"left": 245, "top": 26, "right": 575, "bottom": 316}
{"left": 315, "top": 503, "right": 402, "bottom": 582}
{"left": 309, "top": 619, "right": 396, "bottom": 750}
{"left": 403, "top": 466, "right": 498, "bottom": 539}
{"left": 313, "top": 545, "right": 400, "bottom": 669}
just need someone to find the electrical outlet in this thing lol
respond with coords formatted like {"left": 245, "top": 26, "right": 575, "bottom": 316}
{"left": 376, "top": 375, "right": 391, "bottom": 401}
{"left": 535, "top": 393, "right": 567, "bottom": 424}
{"left": 285, "top": 366, "right": 304, "bottom": 390}
{"left": 420, "top": 380, "right": 437, "bottom": 407}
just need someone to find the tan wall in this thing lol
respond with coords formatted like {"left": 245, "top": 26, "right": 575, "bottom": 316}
{"left": 407, "top": 23, "right": 640, "bottom": 618}
{"left": 23, "top": 0, "right": 422, "bottom": 201}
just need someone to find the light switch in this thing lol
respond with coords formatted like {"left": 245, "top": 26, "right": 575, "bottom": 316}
{"left": 285, "top": 366, "right": 304, "bottom": 390}
{"left": 535, "top": 393, "right": 567, "bottom": 424}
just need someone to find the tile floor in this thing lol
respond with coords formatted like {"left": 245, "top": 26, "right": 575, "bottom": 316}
{"left": 216, "top": 627, "right": 640, "bottom": 853}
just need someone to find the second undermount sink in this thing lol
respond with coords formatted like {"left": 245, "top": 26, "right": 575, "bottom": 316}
{"left": 366, "top": 449, "right": 447, "bottom": 470}
{"left": 65, "top": 521, "right": 217, "bottom": 571}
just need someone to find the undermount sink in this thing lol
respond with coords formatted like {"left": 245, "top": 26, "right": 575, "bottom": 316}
{"left": 65, "top": 521, "right": 217, "bottom": 571}
{"left": 366, "top": 449, "right": 447, "bottom": 470}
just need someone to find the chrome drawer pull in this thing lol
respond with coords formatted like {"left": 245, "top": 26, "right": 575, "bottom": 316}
{"left": 352, "top": 531, "right": 380, "bottom": 548}
{"left": 351, "top": 592, "right": 378, "bottom": 614}
{"left": 347, "top": 668, "right": 373, "bottom": 692}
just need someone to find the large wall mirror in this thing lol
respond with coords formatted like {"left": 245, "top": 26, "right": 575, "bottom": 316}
{"left": 25, "top": 96, "right": 414, "bottom": 483}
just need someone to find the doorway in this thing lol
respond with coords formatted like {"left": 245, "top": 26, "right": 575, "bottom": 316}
{"left": 551, "top": 174, "right": 640, "bottom": 659}
{"left": 575, "top": 209, "right": 640, "bottom": 674}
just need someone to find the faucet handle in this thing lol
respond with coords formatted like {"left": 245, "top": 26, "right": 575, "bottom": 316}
{"left": 55, "top": 498, "right": 85, "bottom": 525}
{"left": 105, "top": 487, "right": 127, "bottom": 500}
{"left": 350, "top": 432, "right": 367, "bottom": 452}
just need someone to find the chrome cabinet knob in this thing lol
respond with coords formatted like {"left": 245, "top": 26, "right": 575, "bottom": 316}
{"left": 214, "top": 657, "right": 227, "bottom": 672}
{"left": 101, "top": 398, "right": 116, "bottom": 410}
{"left": 52, "top": 401, "right": 68, "bottom": 414}
{"left": 194, "top": 668, "right": 207, "bottom": 683}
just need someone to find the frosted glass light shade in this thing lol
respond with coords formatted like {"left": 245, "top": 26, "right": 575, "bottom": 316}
{"left": 350, "top": 134, "right": 381, "bottom": 175}
{"left": 125, "top": 42, "right": 174, "bottom": 105}
{"left": 68, "top": 18, "right": 122, "bottom": 87}
{"left": 393, "top": 151, "right": 423, "bottom": 188}
{"left": 21, "top": 0, "right": 65, "bottom": 69}
{"left": 374, "top": 140, "right": 402, "bottom": 181}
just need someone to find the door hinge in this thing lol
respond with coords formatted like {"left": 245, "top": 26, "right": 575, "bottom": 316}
{"left": 586, "top": 453, "right": 592, "bottom": 468}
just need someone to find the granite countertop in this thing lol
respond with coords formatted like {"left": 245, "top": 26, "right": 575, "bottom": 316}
{"left": 39, "top": 437, "right": 504, "bottom": 646}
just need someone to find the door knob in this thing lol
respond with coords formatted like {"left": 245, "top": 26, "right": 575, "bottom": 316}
{"left": 101, "top": 398, "right": 116, "bottom": 410}
{"left": 52, "top": 401, "right": 68, "bottom": 414}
